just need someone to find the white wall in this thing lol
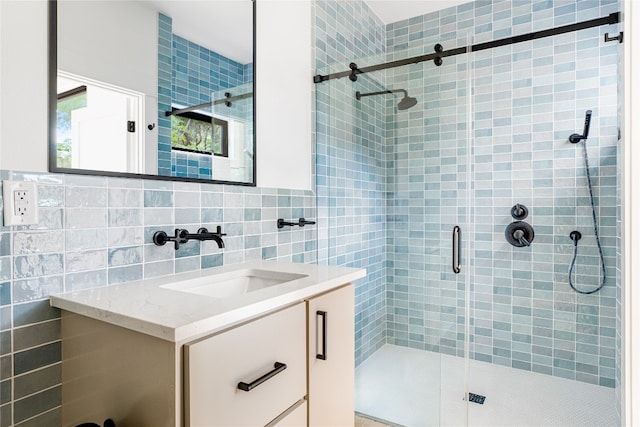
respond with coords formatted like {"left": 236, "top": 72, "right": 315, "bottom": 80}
{"left": 57, "top": 1, "right": 157, "bottom": 97}
{"left": 0, "top": 0, "right": 158, "bottom": 174}
{"left": 58, "top": 0, "right": 158, "bottom": 175}
{"left": 0, "top": 0, "right": 49, "bottom": 172}
{"left": 0, "top": 0, "right": 315, "bottom": 189}
{"left": 256, "top": 0, "right": 313, "bottom": 191}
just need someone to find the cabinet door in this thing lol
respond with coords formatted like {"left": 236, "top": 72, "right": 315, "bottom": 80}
{"left": 307, "top": 284, "right": 355, "bottom": 426}
{"left": 267, "top": 400, "right": 307, "bottom": 427}
{"left": 184, "top": 303, "right": 306, "bottom": 427}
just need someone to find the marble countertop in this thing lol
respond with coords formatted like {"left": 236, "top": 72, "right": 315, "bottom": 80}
{"left": 50, "top": 261, "right": 366, "bottom": 343}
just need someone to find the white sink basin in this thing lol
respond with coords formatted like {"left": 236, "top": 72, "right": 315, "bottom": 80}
{"left": 161, "top": 269, "right": 307, "bottom": 298}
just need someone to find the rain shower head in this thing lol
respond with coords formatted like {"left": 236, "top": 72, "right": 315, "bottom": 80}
{"left": 355, "top": 89, "right": 418, "bottom": 111}
{"left": 397, "top": 93, "right": 418, "bottom": 110}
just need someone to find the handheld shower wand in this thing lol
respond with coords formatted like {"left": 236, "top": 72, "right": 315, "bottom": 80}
{"left": 569, "top": 110, "right": 592, "bottom": 143}
{"left": 567, "top": 110, "right": 606, "bottom": 295}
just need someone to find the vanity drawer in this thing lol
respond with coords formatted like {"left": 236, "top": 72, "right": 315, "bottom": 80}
{"left": 184, "top": 303, "right": 306, "bottom": 427}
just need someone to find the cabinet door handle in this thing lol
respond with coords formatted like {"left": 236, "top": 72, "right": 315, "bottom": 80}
{"left": 316, "top": 310, "right": 327, "bottom": 360}
{"left": 237, "top": 362, "right": 287, "bottom": 392}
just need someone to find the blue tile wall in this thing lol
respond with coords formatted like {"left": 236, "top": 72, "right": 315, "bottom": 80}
{"left": 157, "top": 14, "right": 253, "bottom": 180}
{"left": 157, "top": 13, "right": 173, "bottom": 177}
{"left": 0, "top": 172, "right": 315, "bottom": 425}
{"left": 391, "top": 0, "right": 619, "bottom": 387}
{"left": 314, "top": 0, "right": 388, "bottom": 366}
{"left": 315, "top": 0, "right": 621, "bottom": 391}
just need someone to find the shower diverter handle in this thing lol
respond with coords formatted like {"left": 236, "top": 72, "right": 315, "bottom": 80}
{"left": 505, "top": 221, "right": 535, "bottom": 248}
{"left": 512, "top": 229, "right": 530, "bottom": 247}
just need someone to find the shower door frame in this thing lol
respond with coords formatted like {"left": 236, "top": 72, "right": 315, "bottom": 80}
{"left": 622, "top": 0, "right": 640, "bottom": 424}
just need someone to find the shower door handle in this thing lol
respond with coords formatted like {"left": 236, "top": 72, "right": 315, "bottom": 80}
{"left": 452, "top": 226, "right": 461, "bottom": 274}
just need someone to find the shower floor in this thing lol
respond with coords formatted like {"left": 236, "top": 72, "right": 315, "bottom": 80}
{"left": 355, "top": 344, "right": 617, "bottom": 427}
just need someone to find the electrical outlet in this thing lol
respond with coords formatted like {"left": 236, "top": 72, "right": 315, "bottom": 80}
{"left": 2, "top": 181, "right": 38, "bottom": 226}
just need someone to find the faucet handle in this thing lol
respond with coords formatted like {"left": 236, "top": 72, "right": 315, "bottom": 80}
{"left": 197, "top": 226, "right": 226, "bottom": 236}
{"left": 176, "top": 229, "right": 189, "bottom": 242}
{"left": 152, "top": 230, "right": 185, "bottom": 250}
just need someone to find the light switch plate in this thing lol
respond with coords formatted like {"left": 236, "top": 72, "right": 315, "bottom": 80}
{"left": 2, "top": 180, "right": 38, "bottom": 226}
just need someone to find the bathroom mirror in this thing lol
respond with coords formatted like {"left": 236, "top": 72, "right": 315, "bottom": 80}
{"left": 50, "top": 0, "right": 256, "bottom": 185}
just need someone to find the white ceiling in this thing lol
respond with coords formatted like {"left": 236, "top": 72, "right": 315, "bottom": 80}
{"left": 365, "top": 0, "right": 470, "bottom": 24}
{"left": 144, "top": 0, "right": 469, "bottom": 64}
{"left": 146, "top": 0, "right": 253, "bottom": 64}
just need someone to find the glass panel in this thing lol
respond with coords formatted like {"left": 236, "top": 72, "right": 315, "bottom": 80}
{"left": 315, "top": 57, "right": 398, "bottom": 422}
{"left": 315, "top": 2, "right": 622, "bottom": 426}
{"left": 211, "top": 82, "right": 254, "bottom": 182}
{"left": 376, "top": 48, "right": 470, "bottom": 427}
{"left": 316, "top": 34, "right": 471, "bottom": 424}
{"left": 465, "top": 1, "right": 621, "bottom": 425}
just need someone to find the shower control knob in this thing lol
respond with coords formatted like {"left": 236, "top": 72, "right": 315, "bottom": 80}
{"left": 510, "top": 204, "right": 529, "bottom": 220}
{"left": 505, "top": 221, "right": 535, "bottom": 248}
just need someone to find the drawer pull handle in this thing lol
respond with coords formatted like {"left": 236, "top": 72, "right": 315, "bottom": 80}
{"left": 237, "top": 362, "right": 287, "bottom": 392}
{"left": 316, "top": 310, "right": 327, "bottom": 360}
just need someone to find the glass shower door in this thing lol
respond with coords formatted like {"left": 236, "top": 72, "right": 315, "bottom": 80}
{"left": 465, "top": 6, "right": 621, "bottom": 425}
{"left": 315, "top": 38, "right": 472, "bottom": 424}
{"left": 383, "top": 44, "right": 472, "bottom": 427}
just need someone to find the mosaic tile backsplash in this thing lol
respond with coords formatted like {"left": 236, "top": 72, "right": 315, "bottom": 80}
{"left": 315, "top": 0, "right": 621, "bottom": 389}
{"left": 0, "top": 172, "right": 315, "bottom": 426}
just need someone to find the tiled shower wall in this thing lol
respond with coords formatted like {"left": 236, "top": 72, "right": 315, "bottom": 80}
{"left": 315, "top": 0, "right": 621, "bottom": 389}
{"left": 384, "top": 0, "right": 620, "bottom": 388}
{"left": 0, "top": 171, "right": 315, "bottom": 426}
{"left": 313, "top": 0, "right": 389, "bottom": 365}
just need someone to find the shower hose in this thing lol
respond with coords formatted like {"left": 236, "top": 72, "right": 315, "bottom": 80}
{"left": 568, "top": 140, "right": 606, "bottom": 294}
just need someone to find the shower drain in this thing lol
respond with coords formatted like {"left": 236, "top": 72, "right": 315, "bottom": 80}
{"left": 468, "top": 393, "right": 486, "bottom": 405}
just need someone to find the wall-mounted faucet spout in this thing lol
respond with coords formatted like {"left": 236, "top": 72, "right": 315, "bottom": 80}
{"left": 182, "top": 226, "right": 226, "bottom": 248}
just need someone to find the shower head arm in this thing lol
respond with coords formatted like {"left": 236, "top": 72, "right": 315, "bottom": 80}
{"left": 356, "top": 89, "right": 407, "bottom": 100}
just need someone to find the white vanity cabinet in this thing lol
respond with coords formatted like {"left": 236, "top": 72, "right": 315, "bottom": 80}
{"left": 307, "top": 284, "right": 355, "bottom": 426}
{"left": 184, "top": 303, "right": 307, "bottom": 426}
{"left": 58, "top": 283, "right": 356, "bottom": 427}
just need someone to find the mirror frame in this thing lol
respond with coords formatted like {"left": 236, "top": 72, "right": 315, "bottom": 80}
{"left": 48, "top": 0, "right": 257, "bottom": 186}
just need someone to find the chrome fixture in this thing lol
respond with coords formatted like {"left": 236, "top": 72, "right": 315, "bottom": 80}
{"left": 153, "top": 226, "right": 226, "bottom": 250}
{"left": 355, "top": 89, "right": 418, "bottom": 111}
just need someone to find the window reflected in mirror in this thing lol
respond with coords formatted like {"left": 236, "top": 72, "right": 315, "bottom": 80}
{"left": 170, "top": 112, "right": 227, "bottom": 157}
